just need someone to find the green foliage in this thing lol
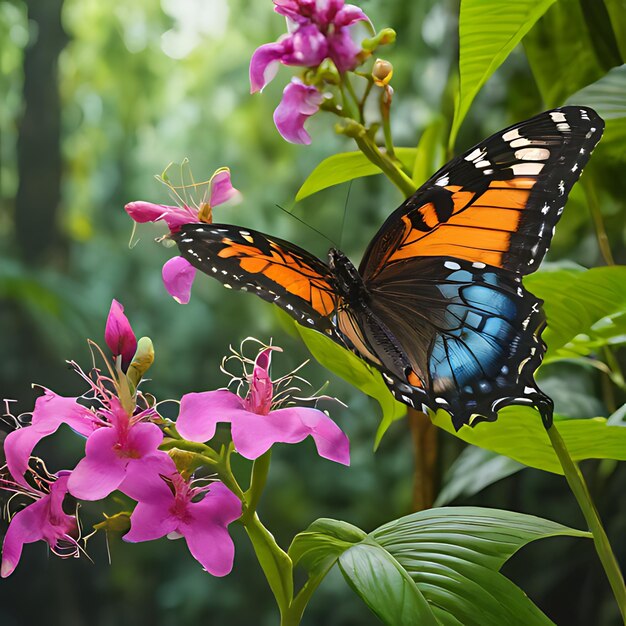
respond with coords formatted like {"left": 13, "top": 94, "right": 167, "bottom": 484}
{"left": 291, "top": 508, "right": 589, "bottom": 625}
{"left": 295, "top": 148, "right": 417, "bottom": 201}
{"left": 451, "top": 0, "right": 558, "bottom": 147}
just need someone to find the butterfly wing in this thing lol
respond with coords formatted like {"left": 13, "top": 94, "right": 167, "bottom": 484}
{"left": 172, "top": 224, "right": 342, "bottom": 339}
{"left": 363, "top": 257, "right": 549, "bottom": 429}
{"left": 360, "top": 106, "right": 604, "bottom": 279}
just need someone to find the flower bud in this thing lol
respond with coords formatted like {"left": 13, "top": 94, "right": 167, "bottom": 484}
{"left": 127, "top": 337, "right": 155, "bottom": 389}
{"left": 372, "top": 59, "right": 393, "bottom": 86}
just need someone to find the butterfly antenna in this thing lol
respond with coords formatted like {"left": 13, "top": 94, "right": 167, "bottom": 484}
{"left": 338, "top": 180, "right": 352, "bottom": 250}
{"left": 274, "top": 204, "right": 339, "bottom": 248}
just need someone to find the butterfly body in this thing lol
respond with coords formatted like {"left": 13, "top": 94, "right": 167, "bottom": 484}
{"left": 173, "top": 107, "right": 604, "bottom": 430}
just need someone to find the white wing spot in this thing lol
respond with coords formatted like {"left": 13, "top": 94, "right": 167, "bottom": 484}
{"left": 502, "top": 128, "right": 521, "bottom": 141}
{"left": 558, "top": 180, "right": 565, "bottom": 195}
{"left": 541, "top": 203, "right": 550, "bottom": 215}
{"left": 224, "top": 284, "right": 232, "bottom": 289}
{"left": 435, "top": 175, "right": 449, "bottom": 186}
{"left": 510, "top": 137, "right": 531, "bottom": 148}
{"left": 571, "top": 163, "right": 579, "bottom": 172}
{"left": 515, "top": 147, "right": 550, "bottom": 161}
{"left": 465, "top": 147, "right": 483, "bottom": 161}
{"left": 181, "top": 238, "right": 193, "bottom": 243}
{"left": 444, "top": 261, "right": 461, "bottom": 270}
{"left": 482, "top": 168, "right": 494, "bottom": 175}
{"left": 475, "top": 159, "right": 491, "bottom": 168}
{"left": 512, "top": 162, "right": 543, "bottom": 175}
{"left": 550, "top": 111, "right": 567, "bottom": 123}
{"left": 472, "top": 262, "right": 486, "bottom": 269}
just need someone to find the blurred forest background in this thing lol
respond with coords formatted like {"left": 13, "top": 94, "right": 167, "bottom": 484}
{"left": 1, "top": 0, "right": 625, "bottom": 624}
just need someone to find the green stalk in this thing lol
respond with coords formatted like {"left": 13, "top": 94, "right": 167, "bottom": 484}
{"left": 547, "top": 423, "right": 626, "bottom": 623}
{"left": 583, "top": 176, "right": 615, "bottom": 266}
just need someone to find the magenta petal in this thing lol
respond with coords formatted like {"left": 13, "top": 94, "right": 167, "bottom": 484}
{"left": 273, "top": 79, "right": 323, "bottom": 145}
{"left": 328, "top": 27, "right": 362, "bottom": 72}
{"left": 120, "top": 453, "right": 177, "bottom": 503}
{"left": 105, "top": 300, "right": 138, "bottom": 370}
{"left": 282, "top": 25, "right": 328, "bottom": 67}
{"left": 209, "top": 169, "right": 240, "bottom": 207}
{"left": 335, "top": 4, "right": 370, "bottom": 27}
{"left": 126, "top": 422, "right": 164, "bottom": 457}
{"left": 182, "top": 484, "right": 241, "bottom": 576}
{"left": 177, "top": 390, "right": 245, "bottom": 443}
{"left": 124, "top": 501, "right": 178, "bottom": 543}
{"left": 67, "top": 428, "right": 127, "bottom": 500}
{"left": 162, "top": 256, "right": 197, "bottom": 304}
{"left": 125, "top": 201, "right": 197, "bottom": 231}
{"left": 5, "top": 391, "right": 93, "bottom": 485}
{"left": 249, "top": 41, "right": 286, "bottom": 93}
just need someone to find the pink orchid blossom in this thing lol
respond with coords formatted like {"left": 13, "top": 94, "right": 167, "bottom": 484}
{"left": 176, "top": 348, "right": 350, "bottom": 465}
{"left": 1, "top": 471, "right": 78, "bottom": 578}
{"left": 4, "top": 374, "right": 165, "bottom": 500}
{"left": 124, "top": 167, "right": 240, "bottom": 233}
{"left": 274, "top": 79, "right": 324, "bottom": 144}
{"left": 122, "top": 455, "right": 241, "bottom": 576}
{"left": 105, "top": 299, "right": 138, "bottom": 371}
{"left": 250, "top": 0, "right": 369, "bottom": 92}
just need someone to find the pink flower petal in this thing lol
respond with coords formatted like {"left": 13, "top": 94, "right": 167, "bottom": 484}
{"left": 246, "top": 348, "right": 276, "bottom": 414}
{"left": 124, "top": 201, "right": 197, "bottom": 231}
{"left": 328, "top": 27, "right": 362, "bottom": 72}
{"left": 335, "top": 4, "right": 370, "bottom": 27}
{"left": 281, "top": 25, "right": 328, "bottom": 67}
{"left": 231, "top": 406, "right": 350, "bottom": 464}
{"left": 120, "top": 453, "right": 177, "bottom": 503}
{"left": 126, "top": 422, "right": 164, "bottom": 457}
{"left": 273, "top": 79, "right": 323, "bottom": 145}
{"left": 249, "top": 40, "right": 287, "bottom": 93}
{"left": 105, "top": 300, "right": 138, "bottom": 371}
{"left": 67, "top": 428, "right": 128, "bottom": 500}
{"left": 177, "top": 390, "right": 245, "bottom": 443}
{"left": 124, "top": 501, "right": 178, "bottom": 543}
{"left": 209, "top": 168, "right": 240, "bottom": 208}
{"left": 162, "top": 256, "right": 197, "bottom": 304}
{"left": 1, "top": 473, "right": 75, "bottom": 578}
{"left": 4, "top": 391, "right": 94, "bottom": 486}
{"left": 181, "top": 483, "right": 241, "bottom": 576}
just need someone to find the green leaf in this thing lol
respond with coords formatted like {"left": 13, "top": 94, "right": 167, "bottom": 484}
{"left": 525, "top": 266, "right": 626, "bottom": 357}
{"left": 566, "top": 63, "right": 626, "bottom": 158}
{"left": 295, "top": 148, "right": 417, "bottom": 201}
{"left": 412, "top": 115, "right": 446, "bottom": 187}
{"left": 295, "top": 509, "right": 588, "bottom": 626}
{"left": 435, "top": 446, "right": 525, "bottom": 506}
{"left": 524, "top": 0, "right": 622, "bottom": 107}
{"left": 432, "top": 406, "right": 626, "bottom": 474}
{"left": 371, "top": 507, "right": 589, "bottom": 626}
{"left": 339, "top": 543, "right": 439, "bottom": 626}
{"left": 295, "top": 325, "right": 406, "bottom": 447}
{"left": 451, "top": 0, "right": 557, "bottom": 147}
{"left": 289, "top": 518, "right": 366, "bottom": 575}
{"left": 605, "top": 0, "right": 626, "bottom": 59}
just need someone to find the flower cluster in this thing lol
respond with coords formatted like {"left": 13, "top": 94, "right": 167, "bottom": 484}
{"left": 250, "top": 0, "right": 375, "bottom": 144}
{"left": 1, "top": 302, "right": 349, "bottom": 578}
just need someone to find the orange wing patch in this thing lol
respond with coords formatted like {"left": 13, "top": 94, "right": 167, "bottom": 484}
{"left": 218, "top": 242, "right": 336, "bottom": 316}
{"left": 385, "top": 177, "right": 537, "bottom": 268}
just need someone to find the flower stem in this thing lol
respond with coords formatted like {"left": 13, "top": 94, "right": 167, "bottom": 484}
{"left": 547, "top": 423, "right": 626, "bottom": 622}
{"left": 243, "top": 450, "right": 272, "bottom": 521}
{"left": 583, "top": 176, "right": 615, "bottom": 266}
{"left": 338, "top": 119, "right": 415, "bottom": 197}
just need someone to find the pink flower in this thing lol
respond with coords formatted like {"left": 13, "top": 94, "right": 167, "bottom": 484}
{"left": 122, "top": 455, "right": 241, "bottom": 576}
{"left": 1, "top": 471, "right": 78, "bottom": 578}
{"left": 105, "top": 299, "right": 137, "bottom": 371}
{"left": 67, "top": 397, "right": 165, "bottom": 501}
{"left": 250, "top": 0, "right": 369, "bottom": 92}
{"left": 124, "top": 167, "right": 239, "bottom": 233}
{"left": 4, "top": 381, "right": 165, "bottom": 500}
{"left": 176, "top": 348, "right": 350, "bottom": 465}
{"left": 274, "top": 79, "right": 324, "bottom": 144}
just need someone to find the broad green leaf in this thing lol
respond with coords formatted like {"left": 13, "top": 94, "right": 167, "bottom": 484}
{"left": 524, "top": 0, "right": 622, "bottom": 107}
{"left": 294, "top": 508, "right": 588, "bottom": 626}
{"left": 566, "top": 63, "right": 626, "bottom": 158}
{"left": 371, "top": 507, "right": 589, "bottom": 626}
{"left": 450, "top": 0, "right": 557, "bottom": 147}
{"left": 435, "top": 446, "right": 525, "bottom": 506}
{"left": 433, "top": 407, "right": 626, "bottom": 474}
{"left": 525, "top": 266, "right": 626, "bottom": 357}
{"left": 412, "top": 114, "right": 446, "bottom": 187}
{"left": 339, "top": 543, "right": 439, "bottom": 626}
{"left": 288, "top": 518, "right": 366, "bottom": 575}
{"left": 295, "top": 148, "right": 417, "bottom": 201}
{"left": 296, "top": 325, "right": 406, "bottom": 447}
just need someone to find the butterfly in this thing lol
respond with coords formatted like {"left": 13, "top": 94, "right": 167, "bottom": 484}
{"left": 172, "top": 107, "right": 604, "bottom": 430}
